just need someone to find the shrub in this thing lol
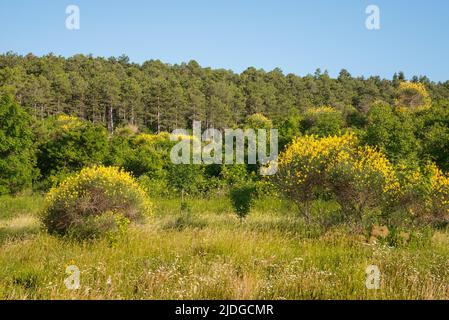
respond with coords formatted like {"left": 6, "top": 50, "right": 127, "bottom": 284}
{"left": 274, "top": 134, "right": 399, "bottom": 224}
{"left": 278, "top": 112, "right": 302, "bottom": 150}
{"left": 37, "top": 115, "right": 109, "bottom": 188}
{"left": 302, "top": 106, "right": 344, "bottom": 137}
{"left": 167, "top": 164, "right": 206, "bottom": 195}
{"left": 327, "top": 145, "right": 400, "bottom": 222}
{"left": 122, "top": 134, "right": 167, "bottom": 178}
{"left": 423, "top": 163, "right": 449, "bottom": 226}
{"left": 395, "top": 162, "right": 449, "bottom": 227}
{"left": 42, "top": 166, "right": 151, "bottom": 238}
{"left": 363, "top": 103, "right": 419, "bottom": 163}
{"left": 273, "top": 134, "right": 356, "bottom": 219}
{"left": 138, "top": 175, "right": 169, "bottom": 197}
{"left": 229, "top": 182, "right": 256, "bottom": 221}
{"left": 244, "top": 113, "right": 273, "bottom": 130}
{"left": 395, "top": 82, "right": 431, "bottom": 112}
{"left": 220, "top": 164, "right": 250, "bottom": 186}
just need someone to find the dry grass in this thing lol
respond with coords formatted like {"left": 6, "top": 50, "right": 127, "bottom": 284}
{"left": 0, "top": 195, "right": 448, "bottom": 300}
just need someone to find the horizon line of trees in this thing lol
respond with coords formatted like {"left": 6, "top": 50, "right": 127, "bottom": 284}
{"left": 1, "top": 52, "right": 449, "bottom": 134}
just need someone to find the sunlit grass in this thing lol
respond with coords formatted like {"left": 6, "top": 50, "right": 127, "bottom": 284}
{"left": 0, "top": 195, "right": 448, "bottom": 300}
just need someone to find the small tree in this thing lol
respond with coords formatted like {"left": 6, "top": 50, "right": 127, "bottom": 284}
{"left": 363, "top": 103, "right": 418, "bottom": 163}
{"left": 230, "top": 182, "right": 256, "bottom": 222}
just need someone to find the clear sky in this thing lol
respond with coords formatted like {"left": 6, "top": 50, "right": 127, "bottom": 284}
{"left": 1, "top": 0, "right": 449, "bottom": 81}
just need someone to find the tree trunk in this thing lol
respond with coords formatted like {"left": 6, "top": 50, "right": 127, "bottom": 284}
{"left": 157, "top": 96, "right": 161, "bottom": 134}
{"left": 107, "top": 105, "right": 114, "bottom": 135}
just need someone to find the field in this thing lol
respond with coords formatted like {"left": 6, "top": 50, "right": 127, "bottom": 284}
{"left": 0, "top": 195, "right": 448, "bottom": 300}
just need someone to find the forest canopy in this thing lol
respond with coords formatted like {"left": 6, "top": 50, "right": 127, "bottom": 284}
{"left": 1, "top": 52, "right": 449, "bottom": 134}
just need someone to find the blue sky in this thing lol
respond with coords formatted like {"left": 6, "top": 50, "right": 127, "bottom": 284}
{"left": 1, "top": 0, "right": 449, "bottom": 81}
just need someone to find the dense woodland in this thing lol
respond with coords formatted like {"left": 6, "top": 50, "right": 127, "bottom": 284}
{"left": 2, "top": 52, "right": 449, "bottom": 133}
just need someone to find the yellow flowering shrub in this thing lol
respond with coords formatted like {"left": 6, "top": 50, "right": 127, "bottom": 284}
{"left": 54, "top": 114, "right": 83, "bottom": 131}
{"left": 274, "top": 134, "right": 356, "bottom": 219}
{"left": 133, "top": 132, "right": 171, "bottom": 145}
{"left": 304, "top": 106, "right": 340, "bottom": 116}
{"left": 425, "top": 163, "right": 449, "bottom": 225}
{"left": 394, "top": 163, "right": 427, "bottom": 220}
{"left": 395, "top": 162, "right": 449, "bottom": 225}
{"left": 328, "top": 145, "right": 400, "bottom": 219}
{"left": 274, "top": 133, "right": 399, "bottom": 222}
{"left": 244, "top": 113, "right": 273, "bottom": 129}
{"left": 42, "top": 166, "right": 152, "bottom": 238}
{"left": 395, "top": 82, "right": 431, "bottom": 112}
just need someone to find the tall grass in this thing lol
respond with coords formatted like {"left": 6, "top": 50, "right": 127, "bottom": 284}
{"left": 0, "top": 195, "right": 448, "bottom": 299}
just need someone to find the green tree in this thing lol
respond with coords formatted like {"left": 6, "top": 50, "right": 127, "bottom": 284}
{"left": 363, "top": 103, "right": 419, "bottom": 163}
{"left": 229, "top": 182, "right": 256, "bottom": 222}
{"left": 0, "top": 94, "right": 37, "bottom": 194}
{"left": 302, "top": 106, "right": 344, "bottom": 137}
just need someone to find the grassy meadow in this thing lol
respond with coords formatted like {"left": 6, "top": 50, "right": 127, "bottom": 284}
{"left": 0, "top": 194, "right": 448, "bottom": 300}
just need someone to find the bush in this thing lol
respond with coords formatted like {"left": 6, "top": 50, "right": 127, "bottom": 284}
{"left": 327, "top": 145, "right": 399, "bottom": 221}
{"left": 37, "top": 115, "right": 109, "bottom": 188}
{"left": 167, "top": 164, "right": 207, "bottom": 195}
{"left": 107, "top": 132, "right": 172, "bottom": 179}
{"left": 302, "top": 106, "right": 344, "bottom": 137}
{"left": 274, "top": 134, "right": 399, "bottom": 224}
{"left": 363, "top": 103, "right": 419, "bottom": 163}
{"left": 138, "top": 175, "right": 169, "bottom": 197}
{"left": 230, "top": 182, "right": 256, "bottom": 221}
{"left": 395, "top": 82, "right": 431, "bottom": 112}
{"left": 425, "top": 164, "right": 449, "bottom": 226}
{"left": 42, "top": 166, "right": 151, "bottom": 238}
{"left": 273, "top": 134, "right": 356, "bottom": 219}
{"left": 244, "top": 113, "right": 273, "bottom": 130}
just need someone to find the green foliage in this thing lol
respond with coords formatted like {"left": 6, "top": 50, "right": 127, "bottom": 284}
{"left": 243, "top": 113, "right": 272, "bottom": 129}
{"left": 42, "top": 166, "right": 151, "bottom": 238}
{"left": 138, "top": 175, "right": 170, "bottom": 198}
{"left": 363, "top": 103, "right": 418, "bottom": 163}
{"left": 167, "top": 164, "right": 207, "bottom": 195}
{"left": 302, "top": 107, "right": 344, "bottom": 137}
{"left": 229, "top": 182, "right": 256, "bottom": 221}
{"left": 278, "top": 111, "right": 302, "bottom": 150}
{"left": 0, "top": 94, "right": 37, "bottom": 195}
{"left": 220, "top": 164, "right": 250, "bottom": 186}
{"left": 120, "top": 133, "right": 167, "bottom": 178}
{"left": 4, "top": 53, "right": 449, "bottom": 135}
{"left": 2, "top": 53, "right": 449, "bottom": 231}
{"left": 420, "top": 101, "right": 449, "bottom": 171}
{"left": 37, "top": 115, "right": 109, "bottom": 187}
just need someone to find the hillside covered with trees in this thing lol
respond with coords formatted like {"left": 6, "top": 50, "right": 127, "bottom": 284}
{"left": 2, "top": 52, "right": 449, "bottom": 133}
